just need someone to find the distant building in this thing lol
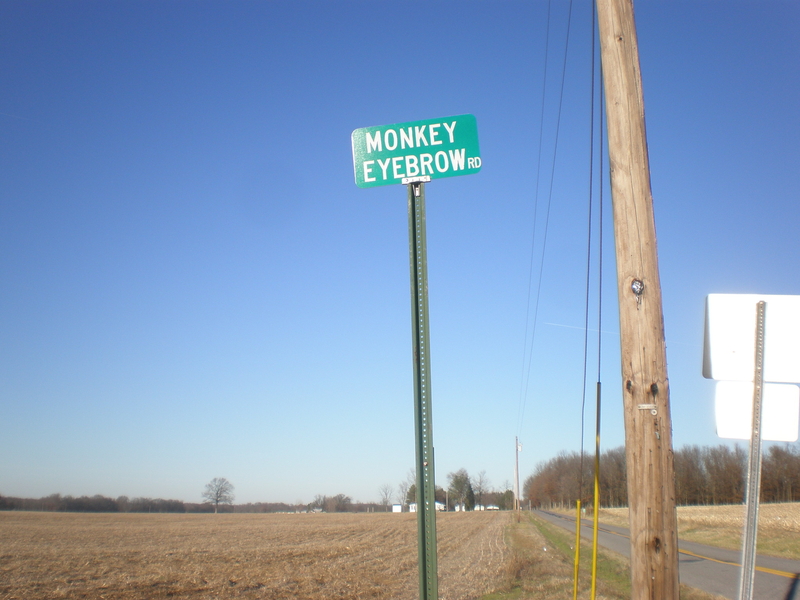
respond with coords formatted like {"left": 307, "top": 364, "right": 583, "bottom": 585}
{"left": 392, "top": 503, "right": 403, "bottom": 513}
{"left": 410, "top": 502, "right": 447, "bottom": 512}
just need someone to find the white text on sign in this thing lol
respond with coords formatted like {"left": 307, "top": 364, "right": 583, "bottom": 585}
{"left": 360, "top": 121, "right": 481, "bottom": 183}
{"left": 362, "top": 150, "right": 482, "bottom": 183}
{"left": 351, "top": 114, "right": 481, "bottom": 188}
{"left": 365, "top": 122, "right": 458, "bottom": 152}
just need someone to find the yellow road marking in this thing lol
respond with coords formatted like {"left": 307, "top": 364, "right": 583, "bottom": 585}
{"left": 679, "top": 549, "right": 799, "bottom": 580}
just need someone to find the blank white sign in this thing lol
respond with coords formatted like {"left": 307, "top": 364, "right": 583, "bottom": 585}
{"left": 703, "top": 294, "right": 800, "bottom": 383}
{"left": 715, "top": 381, "right": 800, "bottom": 442}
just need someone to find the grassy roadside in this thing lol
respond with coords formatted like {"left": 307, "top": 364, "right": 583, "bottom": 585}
{"left": 481, "top": 512, "right": 725, "bottom": 600}
{"left": 597, "top": 503, "right": 800, "bottom": 560}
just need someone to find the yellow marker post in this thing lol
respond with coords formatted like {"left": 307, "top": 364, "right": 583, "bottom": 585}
{"left": 591, "top": 381, "right": 601, "bottom": 600}
{"left": 573, "top": 499, "right": 582, "bottom": 600}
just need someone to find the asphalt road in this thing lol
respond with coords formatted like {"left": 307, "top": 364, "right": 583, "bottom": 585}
{"left": 533, "top": 510, "right": 800, "bottom": 600}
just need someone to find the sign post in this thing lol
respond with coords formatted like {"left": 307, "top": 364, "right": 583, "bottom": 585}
{"left": 739, "top": 302, "right": 766, "bottom": 600}
{"left": 352, "top": 115, "right": 481, "bottom": 600}
{"left": 407, "top": 177, "right": 438, "bottom": 600}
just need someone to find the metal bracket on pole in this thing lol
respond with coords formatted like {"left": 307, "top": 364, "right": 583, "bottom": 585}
{"left": 402, "top": 176, "right": 432, "bottom": 185}
{"left": 407, "top": 181, "right": 438, "bottom": 600}
{"left": 738, "top": 300, "right": 766, "bottom": 600}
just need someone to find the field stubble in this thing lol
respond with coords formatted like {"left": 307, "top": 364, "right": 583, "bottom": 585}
{"left": 0, "top": 511, "right": 510, "bottom": 600}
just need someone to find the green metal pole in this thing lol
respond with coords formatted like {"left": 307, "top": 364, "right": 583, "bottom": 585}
{"left": 407, "top": 181, "right": 438, "bottom": 600}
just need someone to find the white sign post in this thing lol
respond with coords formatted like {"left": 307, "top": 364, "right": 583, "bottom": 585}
{"left": 703, "top": 294, "right": 800, "bottom": 600}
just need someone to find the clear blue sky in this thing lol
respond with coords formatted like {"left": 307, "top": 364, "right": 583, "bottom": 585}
{"left": 2, "top": 1, "right": 798, "bottom": 505}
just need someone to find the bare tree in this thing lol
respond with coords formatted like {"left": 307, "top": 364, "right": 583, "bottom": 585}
{"left": 396, "top": 468, "right": 415, "bottom": 510}
{"left": 396, "top": 480, "right": 410, "bottom": 510}
{"left": 447, "top": 468, "right": 473, "bottom": 511}
{"left": 600, "top": 446, "right": 627, "bottom": 508}
{"left": 202, "top": 477, "right": 235, "bottom": 513}
{"left": 704, "top": 445, "right": 746, "bottom": 504}
{"left": 308, "top": 494, "right": 326, "bottom": 512}
{"left": 324, "top": 493, "right": 351, "bottom": 513}
{"left": 474, "top": 470, "right": 490, "bottom": 509}
{"left": 674, "top": 445, "right": 705, "bottom": 505}
{"left": 763, "top": 444, "right": 800, "bottom": 502}
{"left": 378, "top": 484, "right": 394, "bottom": 511}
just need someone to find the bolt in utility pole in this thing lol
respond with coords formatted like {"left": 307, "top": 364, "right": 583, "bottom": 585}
{"left": 407, "top": 180, "right": 438, "bottom": 600}
{"left": 596, "top": 0, "right": 680, "bottom": 598}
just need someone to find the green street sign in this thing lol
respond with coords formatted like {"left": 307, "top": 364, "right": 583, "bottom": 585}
{"left": 351, "top": 114, "right": 481, "bottom": 188}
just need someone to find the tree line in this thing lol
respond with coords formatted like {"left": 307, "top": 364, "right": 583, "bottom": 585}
{"left": 381, "top": 468, "right": 515, "bottom": 512}
{"left": 2, "top": 472, "right": 520, "bottom": 515}
{"left": 524, "top": 443, "right": 800, "bottom": 508}
{"left": 0, "top": 493, "right": 364, "bottom": 514}
{"left": 0, "top": 494, "right": 193, "bottom": 513}
{"left": 0, "top": 492, "right": 390, "bottom": 515}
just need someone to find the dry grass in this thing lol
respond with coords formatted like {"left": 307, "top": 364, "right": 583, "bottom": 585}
{"left": 597, "top": 502, "right": 800, "bottom": 559}
{"left": 504, "top": 513, "right": 629, "bottom": 600}
{"left": 0, "top": 511, "right": 510, "bottom": 600}
{"left": 482, "top": 513, "right": 724, "bottom": 600}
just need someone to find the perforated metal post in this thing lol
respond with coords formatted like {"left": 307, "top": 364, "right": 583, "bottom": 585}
{"left": 738, "top": 301, "right": 766, "bottom": 600}
{"left": 407, "top": 180, "right": 438, "bottom": 600}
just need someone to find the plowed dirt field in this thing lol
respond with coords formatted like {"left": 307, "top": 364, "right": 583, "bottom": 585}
{"left": 0, "top": 511, "right": 511, "bottom": 600}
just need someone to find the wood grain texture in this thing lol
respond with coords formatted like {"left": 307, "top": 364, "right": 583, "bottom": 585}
{"left": 596, "top": 0, "right": 680, "bottom": 597}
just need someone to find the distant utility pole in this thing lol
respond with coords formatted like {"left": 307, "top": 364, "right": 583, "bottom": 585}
{"left": 596, "top": 0, "right": 680, "bottom": 598}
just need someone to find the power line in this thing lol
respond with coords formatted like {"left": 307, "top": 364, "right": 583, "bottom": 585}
{"left": 516, "top": 0, "right": 554, "bottom": 437}
{"left": 516, "top": 0, "right": 576, "bottom": 438}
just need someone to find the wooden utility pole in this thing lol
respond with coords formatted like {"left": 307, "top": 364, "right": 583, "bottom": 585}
{"left": 595, "top": 0, "right": 680, "bottom": 598}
